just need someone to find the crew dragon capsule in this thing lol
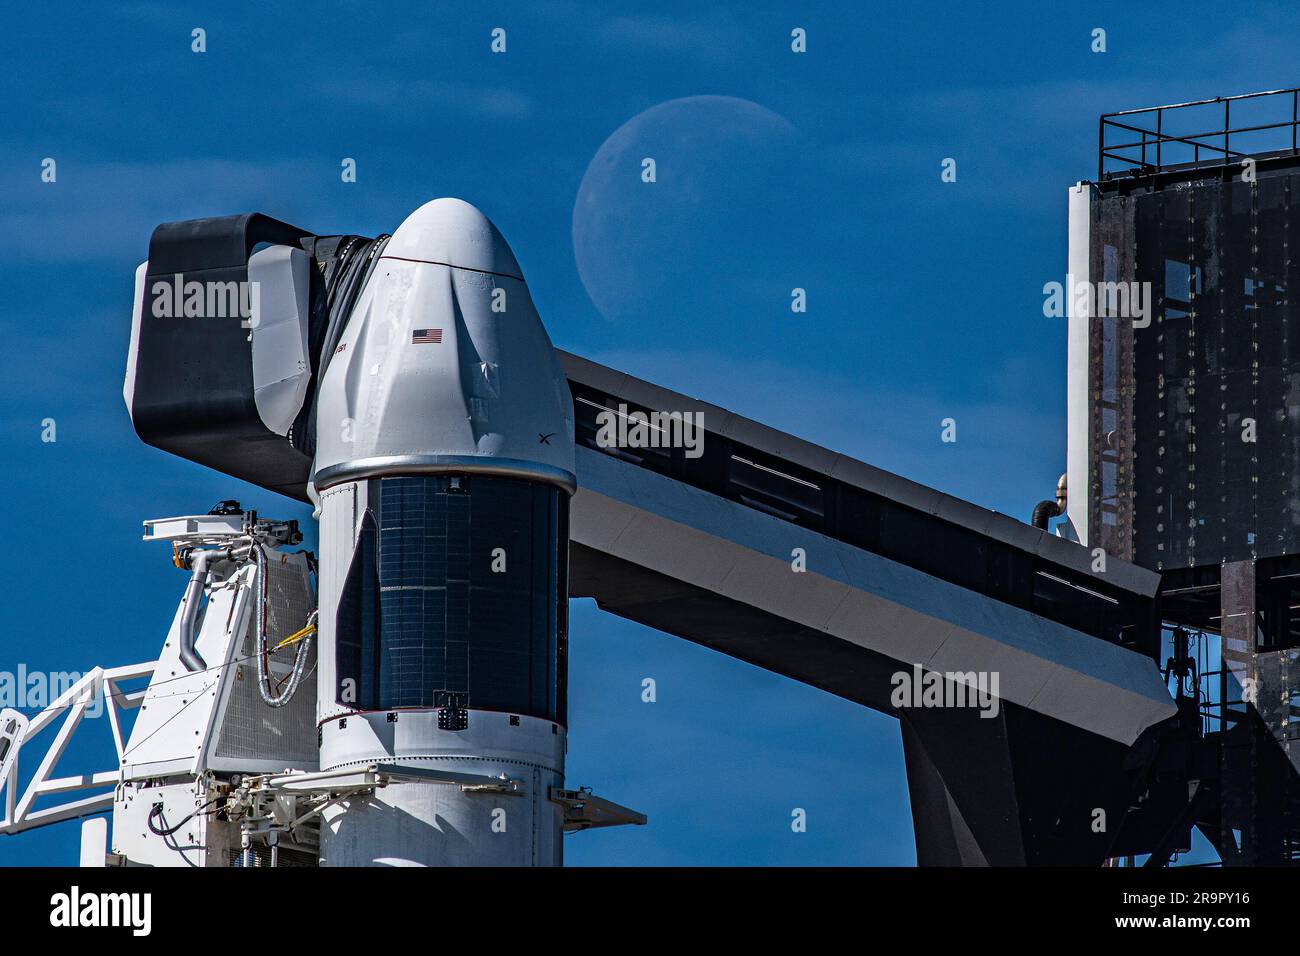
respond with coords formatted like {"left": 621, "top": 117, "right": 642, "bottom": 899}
{"left": 310, "top": 199, "right": 576, "bottom": 866}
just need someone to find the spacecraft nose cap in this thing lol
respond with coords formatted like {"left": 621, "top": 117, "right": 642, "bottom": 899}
{"left": 383, "top": 198, "right": 524, "bottom": 281}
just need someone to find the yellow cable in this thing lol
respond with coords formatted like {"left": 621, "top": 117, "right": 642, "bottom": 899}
{"left": 273, "top": 623, "right": 317, "bottom": 650}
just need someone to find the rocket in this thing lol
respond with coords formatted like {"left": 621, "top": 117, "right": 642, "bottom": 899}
{"left": 309, "top": 199, "right": 576, "bottom": 866}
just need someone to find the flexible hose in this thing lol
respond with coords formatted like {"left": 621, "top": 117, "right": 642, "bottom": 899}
{"left": 147, "top": 796, "right": 221, "bottom": 837}
{"left": 1031, "top": 499, "right": 1061, "bottom": 529}
{"left": 253, "top": 542, "right": 314, "bottom": 707}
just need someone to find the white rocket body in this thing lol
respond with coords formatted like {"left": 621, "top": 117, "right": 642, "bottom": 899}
{"left": 312, "top": 199, "right": 575, "bottom": 867}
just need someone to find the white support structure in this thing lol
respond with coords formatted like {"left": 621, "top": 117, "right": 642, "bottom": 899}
{"left": 1066, "top": 181, "right": 1096, "bottom": 546}
{"left": 0, "top": 510, "right": 345, "bottom": 866}
{"left": 0, "top": 662, "right": 155, "bottom": 835}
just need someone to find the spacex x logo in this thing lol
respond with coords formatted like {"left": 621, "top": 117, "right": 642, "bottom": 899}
{"left": 50, "top": 886, "right": 152, "bottom": 936}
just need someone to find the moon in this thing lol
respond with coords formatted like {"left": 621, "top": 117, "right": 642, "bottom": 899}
{"left": 572, "top": 95, "right": 803, "bottom": 328}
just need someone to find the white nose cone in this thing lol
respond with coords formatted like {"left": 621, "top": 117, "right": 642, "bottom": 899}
{"left": 383, "top": 197, "right": 524, "bottom": 279}
{"left": 312, "top": 199, "right": 575, "bottom": 492}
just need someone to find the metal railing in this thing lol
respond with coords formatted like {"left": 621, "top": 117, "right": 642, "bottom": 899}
{"left": 1099, "top": 87, "right": 1300, "bottom": 179}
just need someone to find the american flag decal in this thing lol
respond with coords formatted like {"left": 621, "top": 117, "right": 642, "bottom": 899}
{"left": 411, "top": 328, "right": 443, "bottom": 344}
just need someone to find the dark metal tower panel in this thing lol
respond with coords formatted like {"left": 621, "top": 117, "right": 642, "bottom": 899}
{"left": 1091, "top": 168, "right": 1300, "bottom": 570}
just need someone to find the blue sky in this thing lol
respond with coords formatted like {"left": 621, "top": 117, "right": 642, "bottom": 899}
{"left": 1, "top": 1, "right": 1294, "bottom": 865}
